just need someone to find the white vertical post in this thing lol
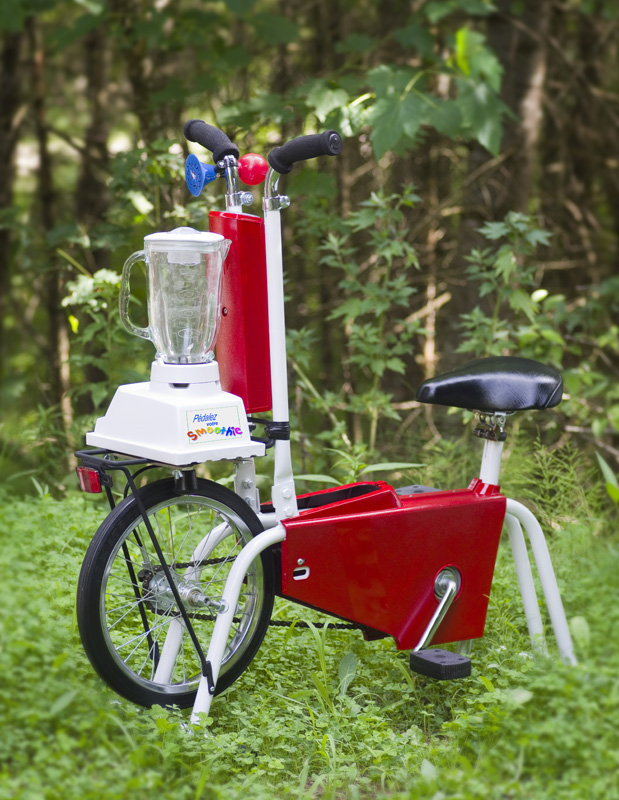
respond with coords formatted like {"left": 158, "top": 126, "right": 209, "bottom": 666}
{"left": 263, "top": 204, "right": 298, "bottom": 520}
{"left": 479, "top": 439, "right": 504, "bottom": 485}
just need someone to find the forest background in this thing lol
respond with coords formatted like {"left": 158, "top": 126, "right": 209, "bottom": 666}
{"left": 1, "top": 0, "right": 618, "bottom": 489}
{"left": 2, "top": 2, "right": 619, "bottom": 800}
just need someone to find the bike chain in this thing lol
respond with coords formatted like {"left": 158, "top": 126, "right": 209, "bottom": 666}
{"left": 151, "top": 558, "right": 362, "bottom": 631}
{"left": 267, "top": 619, "right": 361, "bottom": 631}
{"left": 184, "top": 614, "right": 361, "bottom": 630}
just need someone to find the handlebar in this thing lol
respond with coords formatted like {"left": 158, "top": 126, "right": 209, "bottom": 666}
{"left": 183, "top": 119, "right": 240, "bottom": 163}
{"left": 267, "top": 131, "right": 342, "bottom": 175}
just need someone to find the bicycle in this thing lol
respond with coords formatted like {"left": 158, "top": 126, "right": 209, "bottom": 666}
{"left": 75, "top": 121, "right": 576, "bottom": 726}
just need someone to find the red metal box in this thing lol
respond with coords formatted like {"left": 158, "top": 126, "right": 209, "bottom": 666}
{"left": 209, "top": 211, "right": 272, "bottom": 413}
{"left": 281, "top": 483, "right": 506, "bottom": 649}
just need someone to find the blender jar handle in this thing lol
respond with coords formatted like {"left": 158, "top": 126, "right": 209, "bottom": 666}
{"left": 119, "top": 250, "right": 151, "bottom": 341}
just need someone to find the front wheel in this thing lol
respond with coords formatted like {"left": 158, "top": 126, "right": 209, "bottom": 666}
{"left": 77, "top": 478, "right": 274, "bottom": 708}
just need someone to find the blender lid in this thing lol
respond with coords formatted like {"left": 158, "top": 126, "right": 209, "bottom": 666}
{"left": 145, "top": 227, "right": 225, "bottom": 246}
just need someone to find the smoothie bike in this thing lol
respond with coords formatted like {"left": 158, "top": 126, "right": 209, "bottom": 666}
{"left": 75, "top": 121, "right": 576, "bottom": 725}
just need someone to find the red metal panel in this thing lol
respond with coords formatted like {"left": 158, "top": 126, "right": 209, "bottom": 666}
{"left": 209, "top": 211, "right": 272, "bottom": 413}
{"left": 296, "top": 481, "right": 401, "bottom": 520}
{"left": 281, "top": 485, "right": 506, "bottom": 649}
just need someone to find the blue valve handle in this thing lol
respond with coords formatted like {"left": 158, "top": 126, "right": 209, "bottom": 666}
{"left": 185, "top": 154, "right": 218, "bottom": 197}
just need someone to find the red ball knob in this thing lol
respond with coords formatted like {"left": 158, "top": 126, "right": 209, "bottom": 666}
{"left": 238, "top": 153, "right": 269, "bottom": 186}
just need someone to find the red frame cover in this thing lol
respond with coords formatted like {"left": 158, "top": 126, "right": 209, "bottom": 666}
{"left": 281, "top": 481, "right": 506, "bottom": 649}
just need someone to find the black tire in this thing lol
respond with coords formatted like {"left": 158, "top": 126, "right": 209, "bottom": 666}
{"left": 77, "top": 478, "right": 274, "bottom": 708}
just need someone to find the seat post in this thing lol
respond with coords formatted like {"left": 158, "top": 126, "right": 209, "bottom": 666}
{"left": 479, "top": 439, "right": 504, "bottom": 484}
{"left": 476, "top": 412, "right": 508, "bottom": 485}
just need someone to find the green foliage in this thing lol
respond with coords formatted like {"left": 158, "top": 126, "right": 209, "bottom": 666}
{"left": 216, "top": 2, "right": 509, "bottom": 158}
{"left": 595, "top": 452, "right": 619, "bottom": 505}
{"left": 296, "top": 447, "right": 424, "bottom": 488}
{"left": 457, "top": 212, "right": 619, "bottom": 442}
{"left": 289, "top": 186, "right": 422, "bottom": 458}
{"left": 557, "top": 275, "right": 619, "bottom": 441}
{"left": 0, "top": 0, "right": 57, "bottom": 32}
{"left": 357, "top": 20, "right": 508, "bottom": 158}
{"left": 107, "top": 140, "right": 211, "bottom": 233}
{"left": 1, "top": 440, "right": 618, "bottom": 799}
{"left": 61, "top": 268, "right": 151, "bottom": 410}
{"left": 4, "top": 0, "right": 617, "bottom": 493}
{"left": 458, "top": 211, "right": 558, "bottom": 359}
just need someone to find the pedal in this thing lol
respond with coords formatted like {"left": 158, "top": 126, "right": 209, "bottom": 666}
{"left": 409, "top": 648, "right": 471, "bottom": 680}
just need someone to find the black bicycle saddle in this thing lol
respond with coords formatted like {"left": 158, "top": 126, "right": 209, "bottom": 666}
{"left": 415, "top": 356, "right": 563, "bottom": 413}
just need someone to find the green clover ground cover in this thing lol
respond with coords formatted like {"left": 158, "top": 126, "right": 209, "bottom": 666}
{"left": 0, "top": 452, "right": 618, "bottom": 800}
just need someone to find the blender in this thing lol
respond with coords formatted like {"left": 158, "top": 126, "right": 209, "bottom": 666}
{"left": 86, "top": 226, "right": 265, "bottom": 465}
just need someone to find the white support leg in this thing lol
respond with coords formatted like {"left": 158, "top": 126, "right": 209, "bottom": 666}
{"left": 190, "top": 523, "right": 287, "bottom": 724}
{"left": 505, "top": 498, "right": 577, "bottom": 665}
{"left": 504, "top": 513, "right": 547, "bottom": 655}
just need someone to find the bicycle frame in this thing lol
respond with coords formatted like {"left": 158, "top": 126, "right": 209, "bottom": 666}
{"left": 191, "top": 137, "right": 575, "bottom": 722}
{"left": 75, "top": 124, "right": 577, "bottom": 727}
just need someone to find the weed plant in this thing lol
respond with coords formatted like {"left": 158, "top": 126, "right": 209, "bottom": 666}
{"left": 1, "top": 442, "right": 618, "bottom": 800}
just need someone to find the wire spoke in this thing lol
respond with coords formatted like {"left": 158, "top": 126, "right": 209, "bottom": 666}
{"left": 113, "top": 613, "right": 174, "bottom": 653}
{"left": 106, "top": 597, "right": 151, "bottom": 629}
{"left": 94, "top": 488, "right": 266, "bottom": 703}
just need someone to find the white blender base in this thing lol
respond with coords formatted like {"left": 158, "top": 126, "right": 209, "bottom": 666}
{"left": 86, "top": 361, "right": 265, "bottom": 466}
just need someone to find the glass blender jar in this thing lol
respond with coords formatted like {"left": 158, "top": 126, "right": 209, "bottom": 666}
{"left": 119, "top": 227, "right": 231, "bottom": 364}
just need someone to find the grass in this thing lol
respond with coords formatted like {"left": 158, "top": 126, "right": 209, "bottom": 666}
{"left": 0, "top": 442, "right": 618, "bottom": 800}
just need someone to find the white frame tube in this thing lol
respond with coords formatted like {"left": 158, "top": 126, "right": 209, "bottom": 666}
{"left": 504, "top": 513, "right": 547, "bottom": 655}
{"left": 505, "top": 498, "right": 576, "bottom": 665}
{"left": 153, "top": 520, "right": 233, "bottom": 684}
{"left": 190, "top": 524, "right": 287, "bottom": 723}
{"left": 153, "top": 514, "right": 281, "bottom": 688}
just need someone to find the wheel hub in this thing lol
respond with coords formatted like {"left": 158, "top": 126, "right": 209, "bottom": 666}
{"left": 140, "top": 569, "right": 227, "bottom": 613}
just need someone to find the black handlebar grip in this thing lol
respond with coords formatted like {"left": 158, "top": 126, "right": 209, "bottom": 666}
{"left": 267, "top": 130, "right": 343, "bottom": 175}
{"left": 183, "top": 119, "right": 240, "bottom": 163}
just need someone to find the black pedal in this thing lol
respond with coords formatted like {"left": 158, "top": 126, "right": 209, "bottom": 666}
{"left": 409, "top": 648, "right": 471, "bottom": 680}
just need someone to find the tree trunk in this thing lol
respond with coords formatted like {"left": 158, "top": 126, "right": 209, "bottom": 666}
{"left": 491, "top": 0, "right": 551, "bottom": 215}
{"left": 74, "top": 23, "right": 113, "bottom": 415}
{"left": 108, "top": 0, "right": 183, "bottom": 146}
{"left": 460, "top": 0, "right": 551, "bottom": 229}
{"left": 540, "top": 7, "right": 617, "bottom": 288}
{"left": 75, "top": 25, "right": 111, "bottom": 235}
{"left": 0, "top": 30, "right": 25, "bottom": 382}
{"left": 448, "top": 0, "right": 552, "bottom": 365}
{"left": 27, "top": 18, "right": 73, "bottom": 457}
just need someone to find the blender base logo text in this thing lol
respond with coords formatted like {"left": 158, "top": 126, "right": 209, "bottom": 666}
{"left": 187, "top": 425, "right": 243, "bottom": 441}
{"left": 185, "top": 407, "right": 244, "bottom": 444}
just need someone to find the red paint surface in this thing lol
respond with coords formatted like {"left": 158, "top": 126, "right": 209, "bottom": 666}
{"left": 209, "top": 211, "right": 272, "bottom": 413}
{"left": 281, "top": 483, "right": 506, "bottom": 649}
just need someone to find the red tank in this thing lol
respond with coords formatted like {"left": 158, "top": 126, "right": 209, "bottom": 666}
{"left": 209, "top": 211, "right": 272, "bottom": 413}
